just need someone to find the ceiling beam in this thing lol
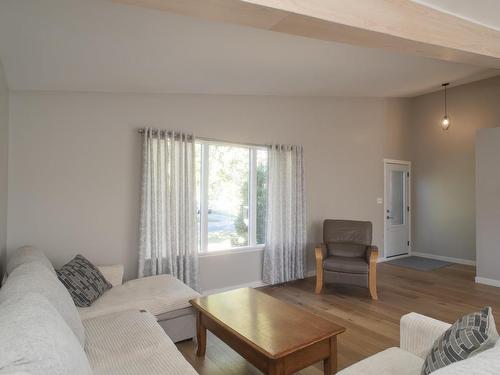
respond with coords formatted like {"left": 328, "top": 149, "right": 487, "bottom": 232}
{"left": 111, "top": 0, "right": 500, "bottom": 68}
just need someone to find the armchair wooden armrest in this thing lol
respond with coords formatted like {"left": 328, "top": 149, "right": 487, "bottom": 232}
{"left": 315, "top": 244, "right": 327, "bottom": 294}
{"left": 366, "top": 245, "right": 379, "bottom": 263}
{"left": 366, "top": 245, "right": 379, "bottom": 300}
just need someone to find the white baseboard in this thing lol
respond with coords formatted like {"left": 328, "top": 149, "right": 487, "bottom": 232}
{"left": 475, "top": 277, "right": 500, "bottom": 287}
{"left": 378, "top": 254, "right": 411, "bottom": 263}
{"left": 412, "top": 251, "right": 476, "bottom": 266}
{"left": 203, "top": 271, "right": 322, "bottom": 295}
{"left": 202, "top": 280, "right": 267, "bottom": 296}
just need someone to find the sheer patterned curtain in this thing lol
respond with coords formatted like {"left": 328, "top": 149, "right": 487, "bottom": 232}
{"left": 138, "top": 128, "right": 198, "bottom": 290}
{"left": 263, "top": 144, "right": 307, "bottom": 284}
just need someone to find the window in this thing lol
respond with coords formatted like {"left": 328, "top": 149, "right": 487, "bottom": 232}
{"left": 196, "top": 141, "right": 268, "bottom": 253}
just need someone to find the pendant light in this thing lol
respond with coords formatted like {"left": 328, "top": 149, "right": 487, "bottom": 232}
{"left": 441, "top": 83, "right": 450, "bottom": 130}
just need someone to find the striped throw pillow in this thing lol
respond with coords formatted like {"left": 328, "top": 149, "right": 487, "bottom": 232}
{"left": 421, "top": 307, "right": 498, "bottom": 375}
{"left": 57, "top": 255, "right": 112, "bottom": 307}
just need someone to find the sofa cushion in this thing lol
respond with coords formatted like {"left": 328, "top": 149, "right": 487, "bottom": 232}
{"left": 323, "top": 256, "right": 368, "bottom": 274}
{"left": 78, "top": 274, "right": 200, "bottom": 320}
{"left": 0, "top": 293, "right": 92, "bottom": 375}
{"left": 432, "top": 341, "right": 500, "bottom": 374}
{"left": 57, "top": 254, "right": 112, "bottom": 307}
{"left": 6, "top": 245, "right": 55, "bottom": 275}
{"left": 97, "top": 264, "right": 124, "bottom": 287}
{"left": 0, "top": 262, "right": 86, "bottom": 347}
{"left": 337, "top": 347, "right": 424, "bottom": 375}
{"left": 421, "top": 306, "right": 498, "bottom": 375}
{"left": 83, "top": 309, "right": 198, "bottom": 375}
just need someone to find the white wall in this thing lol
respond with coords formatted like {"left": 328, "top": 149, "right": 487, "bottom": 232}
{"left": 0, "top": 61, "right": 9, "bottom": 275}
{"left": 7, "top": 92, "right": 410, "bottom": 290}
{"left": 409, "top": 76, "right": 500, "bottom": 263}
{"left": 476, "top": 127, "right": 500, "bottom": 285}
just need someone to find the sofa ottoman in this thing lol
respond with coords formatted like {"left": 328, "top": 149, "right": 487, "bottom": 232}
{"left": 78, "top": 272, "right": 200, "bottom": 342}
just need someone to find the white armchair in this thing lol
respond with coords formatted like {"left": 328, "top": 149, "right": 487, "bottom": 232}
{"left": 338, "top": 312, "right": 450, "bottom": 375}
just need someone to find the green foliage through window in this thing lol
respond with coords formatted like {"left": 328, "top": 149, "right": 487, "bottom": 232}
{"left": 196, "top": 143, "right": 268, "bottom": 252}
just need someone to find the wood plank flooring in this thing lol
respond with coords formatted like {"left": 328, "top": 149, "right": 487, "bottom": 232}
{"left": 177, "top": 262, "right": 500, "bottom": 374}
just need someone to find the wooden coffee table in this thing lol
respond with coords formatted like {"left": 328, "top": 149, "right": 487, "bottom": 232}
{"left": 190, "top": 288, "right": 345, "bottom": 375}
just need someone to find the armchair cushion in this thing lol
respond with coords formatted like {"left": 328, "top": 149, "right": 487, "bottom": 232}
{"left": 326, "top": 242, "right": 367, "bottom": 258}
{"left": 323, "top": 256, "right": 368, "bottom": 274}
{"left": 323, "top": 220, "right": 372, "bottom": 246}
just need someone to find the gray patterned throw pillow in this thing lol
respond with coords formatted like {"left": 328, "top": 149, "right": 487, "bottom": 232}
{"left": 421, "top": 307, "right": 498, "bottom": 375}
{"left": 57, "top": 255, "right": 112, "bottom": 307}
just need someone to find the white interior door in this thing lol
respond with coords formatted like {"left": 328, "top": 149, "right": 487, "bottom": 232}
{"left": 384, "top": 162, "right": 410, "bottom": 258}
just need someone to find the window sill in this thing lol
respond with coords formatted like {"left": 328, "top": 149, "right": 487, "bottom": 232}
{"left": 198, "top": 245, "right": 265, "bottom": 258}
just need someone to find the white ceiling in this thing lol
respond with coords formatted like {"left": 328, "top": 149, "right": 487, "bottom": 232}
{"left": 0, "top": 0, "right": 498, "bottom": 97}
{"left": 412, "top": 0, "right": 500, "bottom": 31}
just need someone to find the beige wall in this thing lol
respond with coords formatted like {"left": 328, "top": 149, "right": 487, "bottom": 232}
{"left": 7, "top": 91, "right": 410, "bottom": 290}
{"left": 409, "top": 76, "right": 500, "bottom": 262}
{"left": 476, "top": 127, "right": 500, "bottom": 283}
{"left": 5, "top": 77, "right": 500, "bottom": 289}
{"left": 0, "top": 61, "right": 9, "bottom": 275}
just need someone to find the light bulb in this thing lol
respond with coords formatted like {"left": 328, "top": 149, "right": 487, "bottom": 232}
{"left": 441, "top": 115, "right": 450, "bottom": 130}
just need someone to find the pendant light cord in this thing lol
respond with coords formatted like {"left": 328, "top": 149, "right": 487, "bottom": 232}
{"left": 444, "top": 84, "right": 447, "bottom": 116}
{"left": 442, "top": 82, "right": 449, "bottom": 117}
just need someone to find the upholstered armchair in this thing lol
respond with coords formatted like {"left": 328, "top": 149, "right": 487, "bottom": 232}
{"left": 315, "top": 220, "right": 378, "bottom": 300}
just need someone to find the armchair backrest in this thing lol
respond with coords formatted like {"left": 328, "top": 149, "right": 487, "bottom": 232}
{"left": 323, "top": 220, "right": 372, "bottom": 258}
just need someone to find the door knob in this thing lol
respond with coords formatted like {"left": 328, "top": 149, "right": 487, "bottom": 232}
{"left": 386, "top": 216, "right": 393, "bottom": 219}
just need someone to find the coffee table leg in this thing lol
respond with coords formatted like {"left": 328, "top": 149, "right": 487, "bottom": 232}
{"left": 196, "top": 311, "right": 207, "bottom": 357}
{"left": 323, "top": 336, "right": 338, "bottom": 374}
{"left": 268, "top": 359, "right": 285, "bottom": 375}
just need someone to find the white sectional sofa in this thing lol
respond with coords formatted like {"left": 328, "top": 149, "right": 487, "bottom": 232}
{"left": 0, "top": 246, "right": 199, "bottom": 375}
{"left": 338, "top": 312, "right": 500, "bottom": 375}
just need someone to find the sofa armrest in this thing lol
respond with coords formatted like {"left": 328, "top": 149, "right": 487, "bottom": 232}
{"left": 97, "top": 264, "right": 124, "bottom": 287}
{"left": 400, "top": 312, "right": 451, "bottom": 359}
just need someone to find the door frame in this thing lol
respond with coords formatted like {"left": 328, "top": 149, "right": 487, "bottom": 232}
{"left": 383, "top": 159, "right": 412, "bottom": 260}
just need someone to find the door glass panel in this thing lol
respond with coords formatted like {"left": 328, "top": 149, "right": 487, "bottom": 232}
{"left": 391, "top": 170, "right": 405, "bottom": 225}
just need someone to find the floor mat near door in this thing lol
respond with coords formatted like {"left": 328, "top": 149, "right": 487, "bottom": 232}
{"left": 386, "top": 256, "right": 452, "bottom": 271}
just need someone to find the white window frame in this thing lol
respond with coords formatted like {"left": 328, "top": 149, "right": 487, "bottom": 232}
{"left": 196, "top": 140, "right": 267, "bottom": 255}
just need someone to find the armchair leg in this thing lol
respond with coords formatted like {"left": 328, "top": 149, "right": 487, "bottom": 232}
{"left": 315, "top": 267, "right": 323, "bottom": 294}
{"left": 369, "top": 265, "right": 378, "bottom": 300}
{"left": 368, "top": 247, "right": 379, "bottom": 300}
{"left": 369, "top": 278, "right": 377, "bottom": 300}
{"left": 315, "top": 245, "right": 326, "bottom": 294}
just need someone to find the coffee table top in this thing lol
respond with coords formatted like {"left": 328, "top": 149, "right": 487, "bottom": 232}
{"left": 190, "top": 287, "right": 345, "bottom": 359}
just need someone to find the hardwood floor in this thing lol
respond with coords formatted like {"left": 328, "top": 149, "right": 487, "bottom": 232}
{"left": 177, "top": 262, "right": 500, "bottom": 374}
